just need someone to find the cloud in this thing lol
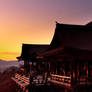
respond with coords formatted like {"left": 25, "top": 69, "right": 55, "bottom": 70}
{"left": 0, "top": 59, "right": 24, "bottom": 73}
{"left": 0, "top": 52, "right": 19, "bottom": 55}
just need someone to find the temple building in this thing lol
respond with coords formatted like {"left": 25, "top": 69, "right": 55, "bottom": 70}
{"left": 37, "top": 22, "right": 92, "bottom": 90}
{"left": 12, "top": 22, "right": 92, "bottom": 92}
{"left": 17, "top": 44, "right": 49, "bottom": 74}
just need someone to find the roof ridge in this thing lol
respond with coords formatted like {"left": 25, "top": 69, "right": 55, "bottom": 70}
{"left": 22, "top": 43, "right": 49, "bottom": 46}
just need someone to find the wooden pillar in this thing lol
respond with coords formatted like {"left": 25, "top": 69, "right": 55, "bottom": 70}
{"left": 77, "top": 63, "right": 79, "bottom": 78}
{"left": 26, "top": 60, "right": 29, "bottom": 74}
{"left": 87, "top": 62, "right": 89, "bottom": 77}
{"left": 24, "top": 60, "right": 27, "bottom": 73}
{"left": 74, "top": 61, "right": 77, "bottom": 82}
{"left": 88, "top": 62, "right": 91, "bottom": 77}
{"left": 65, "top": 63, "right": 67, "bottom": 76}
{"left": 55, "top": 62, "right": 57, "bottom": 74}
{"left": 79, "top": 62, "right": 81, "bottom": 78}
{"left": 70, "top": 62, "right": 73, "bottom": 86}
{"left": 27, "top": 60, "right": 30, "bottom": 73}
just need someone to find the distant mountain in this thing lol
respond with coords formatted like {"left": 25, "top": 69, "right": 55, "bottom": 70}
{"left": 0, "top": 59, "right": 24, "bottom": 73}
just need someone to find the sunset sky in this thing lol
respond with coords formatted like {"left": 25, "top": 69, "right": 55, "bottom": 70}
{"left": 0, "top": 0, "right": 92, "bottom": 60}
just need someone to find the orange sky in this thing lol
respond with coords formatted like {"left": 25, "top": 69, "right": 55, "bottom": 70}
{"left": 0, "top": 0, "right": 92, "bottom": 60}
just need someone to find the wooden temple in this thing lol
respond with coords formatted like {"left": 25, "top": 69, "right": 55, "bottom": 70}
{"left": 12, "top": 44, "right": 49, "bottom": 92}
{"left": 12, "top": 22, "right": 92, "bottom": 92}
{"left": 38, "top": 22, "right": 92, "bottom": 91}
{"left": 17, "top": 44, "right": 49, "bottom": 74}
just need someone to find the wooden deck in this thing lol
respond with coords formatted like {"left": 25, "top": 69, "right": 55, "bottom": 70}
{"left": 11, "top": 73, "right": 92, "bottom": 92}
{"left": 11, "top": 73, "right": 47, "bottom": 90}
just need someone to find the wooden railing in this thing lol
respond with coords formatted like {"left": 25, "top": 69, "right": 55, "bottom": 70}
{"left": 15, "top": 73, "right": 29, "bottom": 84}
{"left": 11, "top": 73, "right": 30, "bottom": 88}
{"left": 76, "top": 76, "right": 92, "bottom": 85}
{"left": 50, "top": 74, "right": 71, "bottom": 87}
{"left": 12, "top": 73, "right": 47, "bottom": 87}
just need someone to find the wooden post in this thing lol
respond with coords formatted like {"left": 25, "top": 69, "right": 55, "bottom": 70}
{"left": 74, "top": 62, "right": 77, "bottom": 83}
{"left": 70, "top": 63, "right": 73, "bottom": 86}
{"left": 24, "top": 60, "right": 28, "bottom": 73}
{"left": 77, "top": 63, "right": 79, "bottom": 78}
{"left": 87, "top": 62, "right": 88, "bottom": 77}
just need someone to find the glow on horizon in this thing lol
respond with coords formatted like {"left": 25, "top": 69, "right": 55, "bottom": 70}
{"left": 0, "top": 0, "right": 92, "bottom": 60}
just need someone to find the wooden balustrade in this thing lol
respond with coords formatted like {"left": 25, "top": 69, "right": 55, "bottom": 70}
{"left": 12, "top": 73, "right": 47, "bottom": 87}
{"left": 50, "top": 74, "right": 71, "bottom": 87}
{"left": 76, "top": 76, "right": 92, "bottom": 85}
{"left": 15, "top": 73, "right": 30, "bottom": 84}
{"left": 11, "top": 73, "right": 30, "bottom": 88}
